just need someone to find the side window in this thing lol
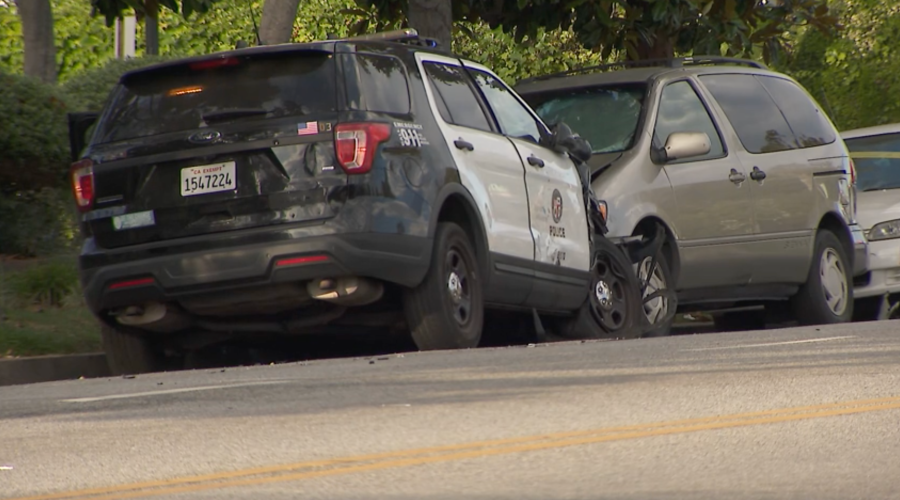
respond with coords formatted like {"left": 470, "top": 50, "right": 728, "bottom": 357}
{"left": 653, "top": 80, "right": 725, "bottom": 161}
{"left": 422, "top": 62, "right": 492, "bottom": 132}
{"left": 756, "top": 76, "right": 836, "bottom": 148}
{"left": 699, "top": 74, "right": 799, "bottom": 154}
{"left": 467, "top": 68, "right": 543, "bottom": 143}
{"left": 342, "top": 54, "right": 411, "bottom": 115}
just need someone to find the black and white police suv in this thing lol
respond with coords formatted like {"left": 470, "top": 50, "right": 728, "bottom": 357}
{"left": 67, "top": 30, "right": 657, "bottom": 375}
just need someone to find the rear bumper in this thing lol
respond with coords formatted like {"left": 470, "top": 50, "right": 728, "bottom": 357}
{"left": 79, "top": 229, "right": 431, "bottom": 314}
{"left": 849, "top": 224, "right": 869, "bottom": 277}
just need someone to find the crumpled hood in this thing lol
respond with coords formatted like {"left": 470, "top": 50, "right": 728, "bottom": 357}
{"left": 857, "top": 189, "right": 900, "bottom": 231}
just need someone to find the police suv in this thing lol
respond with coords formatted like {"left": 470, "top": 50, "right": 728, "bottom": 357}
{"left": 67, "top": 30, "right": 652, "bottom": 375}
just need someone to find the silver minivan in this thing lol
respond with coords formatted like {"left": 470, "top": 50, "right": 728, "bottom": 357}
{"left": 516, "top": 57, "right": 868, "bottom": 335}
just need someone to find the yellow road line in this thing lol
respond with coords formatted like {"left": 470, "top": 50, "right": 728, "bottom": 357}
{"left": 849, "top": 151, "right": 900, "bottom": 159}
{"left": 9, "top": 395, "right": 900, "bottom": 500}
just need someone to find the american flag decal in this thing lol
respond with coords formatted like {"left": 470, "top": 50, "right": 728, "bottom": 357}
{"left": 297, "top": 121, "right": 319, "bottom": 136}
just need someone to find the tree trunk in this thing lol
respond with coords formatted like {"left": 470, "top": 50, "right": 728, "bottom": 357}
{"left": 15, "top": 0, "right": 56, "bottom": 84}
{"left": 144, "top": 0, "right": 159, "bottom": 55}
{"left": 259, "top": 0, "right": 302, "bottom": 45}
{"left": 408, "top": 0, "right": 452, "bottom": 52}
{"left": 633, "top": 35, "right": 675, "bottom": 61}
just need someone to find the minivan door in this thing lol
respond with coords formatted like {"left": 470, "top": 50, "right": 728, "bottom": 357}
{"left": 654, "top": 79, "right": 756, "bottom": 290}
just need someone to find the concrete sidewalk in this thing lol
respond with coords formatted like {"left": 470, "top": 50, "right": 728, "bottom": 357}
{"left": 0, "top": 353, "right": 110, "bottom": 386}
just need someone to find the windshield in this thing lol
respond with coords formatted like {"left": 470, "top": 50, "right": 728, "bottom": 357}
{"left": 527, "top": 83, "right": 647, "bottom": 154}
{"left": 844, "top": 132, "right": 900, "bottom": 191}
{"left": 92, "top": 51, "right": 337, "bottom": 144}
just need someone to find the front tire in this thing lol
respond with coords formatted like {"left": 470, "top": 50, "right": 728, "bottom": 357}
{"left": 403, "top": 222, "right": 484, "bottom": 350}
{"left": 552, "top": 237, "right": 643, "bottom": 340}
{"left": 792, "top": 230, "right": 853, "bottom": 325}
{"left": 635, "top": 251, "right": 675, "bottom": 337}
{"left": 100, "top": 323, "right": 164, "bottom": 376}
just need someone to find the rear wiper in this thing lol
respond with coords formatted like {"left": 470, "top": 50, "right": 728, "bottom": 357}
{"left": 202, "top": 108, "right": 271, "bottom": 123}
{"left": 862, "top": 186, "right": 900, "bottom": 192}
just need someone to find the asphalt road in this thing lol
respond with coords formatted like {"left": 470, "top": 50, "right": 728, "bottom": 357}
{"left": 2, "top": 320, "right": 900, "bottom": 500}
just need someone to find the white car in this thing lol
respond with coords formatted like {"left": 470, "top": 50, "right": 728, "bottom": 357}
{"left": 842, "top": 124, "right": 900, "bottom": 320}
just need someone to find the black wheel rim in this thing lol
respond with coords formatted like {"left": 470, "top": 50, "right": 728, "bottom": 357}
{"left": 445, "top": 247, "right": 472, "bottom": 327}
{"left": 589, "top": 253, "right": 630, "bottom": 332}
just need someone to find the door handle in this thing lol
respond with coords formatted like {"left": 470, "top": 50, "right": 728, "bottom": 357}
{"left": 728, "top": 168, "right": 746, "bottom": 184}
{"left": 527, "top": 156, "right": 545, "bottom": 168}
{"left": 750, "top": 166, "right": 767, "bottom": 181}
{"left": 454, "top": 139, "right": 474, "bottom": 151}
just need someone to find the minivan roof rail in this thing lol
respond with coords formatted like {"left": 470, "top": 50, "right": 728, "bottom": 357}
{"left": 342, "top": 28, "right": 440, "bottom": 48}
{"left": 518, "top": 55, "right": 767, "bottom": 85}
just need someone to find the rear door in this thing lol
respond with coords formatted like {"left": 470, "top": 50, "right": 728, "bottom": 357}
{"left": 698, "top": 73, "right": 829, "bottom": 284}
{"left": 83, "top": 49, "right": 344, "bottom": 249}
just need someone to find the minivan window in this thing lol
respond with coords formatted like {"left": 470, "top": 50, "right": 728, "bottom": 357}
{"left": 343, "top": 53, "right": 411, "bottom": 115}
{"left": 528, "top": 84, "right": 646, "bottom": 154}
{"left": 423, "top": 62, "right": 493, "bottom": 132}
{"left": 468, "top": 69, "right": 543, "bottom": 143}
{"left": 94, "top": 52, "right": 337, "bottom": 144}
{"left": 844, "top": 132, "right": 900, "bottom": 192}
{"left": 654, "top": 80, "right": 725, "bottom": 161}
{"left": 757, "top": 75, "right": 836, "bottom": 149}
{"left": 699, "top": 74, "right": 799, "bottom": 154}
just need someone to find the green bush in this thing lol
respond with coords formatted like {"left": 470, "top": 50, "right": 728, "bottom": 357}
{"left": 0, "top": 188, "right": 80, "bottom": 257}
{"left": 5, "top": 257, "right": 80, "bottom": 308}
{"left": 61, "top": 55, "right": 173, "bottom": 112}
{"left": 0, "top": 71, "right": 70, "bottom": 194}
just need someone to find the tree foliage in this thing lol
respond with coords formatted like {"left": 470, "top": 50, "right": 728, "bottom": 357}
{"left": 353, "top": 0, "right": 839, "bottom": 61}
{"left": 777, "top": 0, "right": 900, "bottom": 130}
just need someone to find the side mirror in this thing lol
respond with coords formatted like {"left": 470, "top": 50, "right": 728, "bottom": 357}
{"left": 658, "top": 132, "right": 711, "bottom": 162}
{"left": 67, "top": 112, "right": 99, "bottom": 162}
{"left": 549, "top": 122, "right": 592, "bottom": 163}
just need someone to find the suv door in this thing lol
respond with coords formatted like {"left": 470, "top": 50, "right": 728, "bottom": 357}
{"left": 698, "top": 73, "right": 823, "bottom": 284}
{"left": 653, "top": 79, "right": 756, "bottom": 289}
{"left": 463, "top": 63, "right": 591, "bottom": 275}
{"left": 416, "top": 53, "right": 535, "bottom": 305}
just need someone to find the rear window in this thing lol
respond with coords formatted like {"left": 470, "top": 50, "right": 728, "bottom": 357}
{"left": 93, "top": 51, "right": 337, "bottom": 144}
{"left": 844, "top": 132, "right": 900, "bottom": 192}
{"left": 525, "top": 83, "right": 647, "bottom": 154}
{"left": 342, "top": 53, "right": 411, "bottom": 115}
{"left": 699, "top": 73, "right": 798, "bottom": 154}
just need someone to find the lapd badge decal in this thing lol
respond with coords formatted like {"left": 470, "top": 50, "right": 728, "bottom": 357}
{"left": 551, "top": 189, "right": 563, "bottom": 223}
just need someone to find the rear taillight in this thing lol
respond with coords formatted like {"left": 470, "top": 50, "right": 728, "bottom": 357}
{"left": 849, "top": 158, "right": 857, "bottom": 185}
{"left": 70, "top": 158, "right": 94, "bottom": 212}
{"left": 334, "top": 123, "right": 392, "bottom": 174}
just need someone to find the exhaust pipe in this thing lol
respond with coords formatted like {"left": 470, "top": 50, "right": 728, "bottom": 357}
{"left": 112, "top": 302, "right": 191, "bottom": 333}
{"left": 307, "top": 277, "right": 383, "bottom": 306}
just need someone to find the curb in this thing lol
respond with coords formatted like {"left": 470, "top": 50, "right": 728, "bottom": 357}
{"left": 0, "top": 353, "right": 110, "bottom": 387}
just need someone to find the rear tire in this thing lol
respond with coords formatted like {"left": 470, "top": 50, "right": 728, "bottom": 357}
{"left": 552, "top": 237, "right": 643, "bottom": 340}
{"left": 792, "top": 230, "right": 853, "bottom": 325}
{"left": 100, "top": 323, "right": 163, "bottom": 376}
{"left": 635, "top": 251, "right": 675, "bottom": 337}
{"left": 403, "top": 222, "right": 484, "bottom": 350}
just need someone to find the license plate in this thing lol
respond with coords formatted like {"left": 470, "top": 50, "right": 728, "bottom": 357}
{"left": 180, "top": 161, "right": 236, "bottom": 197}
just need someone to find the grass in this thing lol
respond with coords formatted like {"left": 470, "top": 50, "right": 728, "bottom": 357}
{"left": 0, "top": 303, "right": 101, "bottom": 357}
{"left": 0, "top": 255, "right": 102, "bottom": 357}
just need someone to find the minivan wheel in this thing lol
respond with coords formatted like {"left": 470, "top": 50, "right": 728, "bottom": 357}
{"left": 635, "top": 252, "right": 675, "bottom": 337}
{"left": 552, "top": 237, "right": 643, "bottom": 339}
{"left": 403, "top": 222, "right": 484, "bottom": 350}
{"left": 792, "top": 230, "right": 853, "bottom": 325}
{"left": 100, "top": 323, "right": 164, "bottom": 376}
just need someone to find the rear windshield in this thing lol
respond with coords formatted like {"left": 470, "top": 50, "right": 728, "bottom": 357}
{"left": 93, "top": 51, "right": 337, "bottom": 144}
{"left": 525, "top": 83, "right": 647, "bottom": 154}
{"left": 844, "top": 132, "right": 900, "bottom": 192}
